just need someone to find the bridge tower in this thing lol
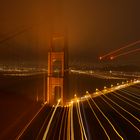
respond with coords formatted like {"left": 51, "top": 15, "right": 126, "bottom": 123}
{"left": 47, "top": 34, "right": 68, "bottom": 106}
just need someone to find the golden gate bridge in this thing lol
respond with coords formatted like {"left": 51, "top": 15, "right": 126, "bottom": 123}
{"left": 0, "top": 27, "right": 140, "bottom": 140}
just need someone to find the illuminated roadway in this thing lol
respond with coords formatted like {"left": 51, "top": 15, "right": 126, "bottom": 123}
{"left": 17, "top": 80, "right": 140, "bottom": 140}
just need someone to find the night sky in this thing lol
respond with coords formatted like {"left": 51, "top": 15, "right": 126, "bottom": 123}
{"left": 0, "top": 0, "right": 140, "bottom": 65}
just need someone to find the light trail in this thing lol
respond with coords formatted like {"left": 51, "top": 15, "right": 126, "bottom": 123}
{"left": 112, "top": 48, "right": 140, "bottom": 59}
{"left": 16, "top": 104, "right": 47, "bottom": 140}
{"left": 111, "top": 92, "right": 140, "bottom": 111}
{"left": 86, "top": 99, "right": 111, "bottom": 140}
{"left": 42, "top": 100, "right": 60, "bottom": 140}
{"left": 58, "top": 108, "right": 67, "bottom": 140}
{"left": 70, "top": 102, "right": 75, "bottom": 140}
{"left": 36, "top": 107, "right": 54, "bottom": 139}
{"left": 100, "top": 91, "right": 140, "bottom": 123}
{"left": 16, "top": 80, "right": 140, "bottom": 139}
{"left": 81, "top": 102, "right": 91, "bottom": 140}
{"left": 52, "top": 108, "right": 63, "bottom": 140}
{"left": 77, "top": 80, "right": 140, "bottom": 104}
{"left": 45, "top": 81, "right": 139, "bottom": 139}
{"left": 119, "top": 89, "right": 140, "bottom": 100}
{"left": 113, "top": 91, "right": 140, "bottom": 106}
{"left": 67, "top": 107, "right": 71, "bottom": 140}
{"left": 122, "top": 88, "right": 140, "bottom": 98}
{"left": 99, "top": 95, "right": 140, "bottom": 132}
{"left": 100, "top": 40, "right": 140, "bottom": 60}
{"left": 77, "top": 101, "right": 88, "bottom": 140}
{"left": 86, "top": 95, "right": 124, "bottom": 140}
{"left": 76, "top": 101, "right": 84, "bottom": 140}
{"left": 63, "top": 107, "right": 68, "bottom": 140}
{"left": 71, "top": 69, "right": 126, "bottom": 80}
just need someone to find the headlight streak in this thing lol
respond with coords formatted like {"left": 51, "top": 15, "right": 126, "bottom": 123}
{"left": 111, "top": 92, "right": 140, "bottom": 111}
{"left": 72, "top": 80, "right": 140, "bottom": 105}
{"left": 58, "top": 107, "right": 67, "bottom": 140}
{"left": 63, "top": 107, "right": 69, "bottom": 140}
{"left": 86, "top": 98, "right": 111, "bottom": 140}
{"left": 52, "top": 108, "right": 63, "bottom": 140}
{"left": 14, "top": 73, "right": 140, "bottom": 140}
{"left": 67, "top": 80, "right": 140, "bottom": 139}
{"left": 98, "top": 95, "right": 140, "bottom": 133}
{"left": 64, "top": 80, "right": 140, "bottom": 140}
{"left": 121, "top": 88, "right": 140, "bottom": 98}
{"left": 42, "top": 100, "right": 60, "bottom": 140}
{"left": 37, "top": 81, "right": 140, "bottom": 139}
{"left": 70, "top": 102, "right": 75, "bottom": 140}
{"left": 100, "top": 91, "right": 140, "bottom": 123}
{"left": 76, "top": 101, "right": 85, "bottom": 140}
{"left": 86, "top": 94, "right": 124, "bottom": 140}
{"left": 36, "top": 107, "right": 54, "bottom": 139}
{"left": 119, "top": 89, "right": 140, "bottom": 100}
{"left": 77, "top": 101, "right": 88, "bottom": 140}
{"left": 81, "top": 102, "right": 91, "bottom": 140}
{"left": 67, "top": 107, "right": 71, "bottom": 140}
{"left": 113, "top": 91, "right": 140, "bottom": 106}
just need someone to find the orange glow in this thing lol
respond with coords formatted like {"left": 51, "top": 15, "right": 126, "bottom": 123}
{"left": 99, "top": 56, "right": 102, "bottom": 60}
{"left": 110, "top": 56, "right": 114, "bottom": 60}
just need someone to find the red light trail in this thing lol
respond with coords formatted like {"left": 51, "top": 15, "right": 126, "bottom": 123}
{"left": 99, "top": 40, "right": 140, "bottom": 60}
{"left": 110, "top": 48, "right": 140, "bottom": 60}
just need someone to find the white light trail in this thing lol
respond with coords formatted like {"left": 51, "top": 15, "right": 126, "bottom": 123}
{"left": 42, "top": 100, "right": 60, "bottom": 140}
{"left": 119, "top": 89, "right": 140, "bottom": 100}
{"left": 77, "top": 102, "right": 88, "bottom": 140}
{"left": 100, "top": 92, "right": 140, "bottom": 123}
{"left": 86, "top": 99, "right": 111, "bottom": 140}
{"left": 58, "top": 108, "right": 66, "bottom": 140}
{"left": 87, "top": 95, "right": 124, "bottom": 140}
{"left": 76, "top": 101, "right": 84, "bottom": 140}
{"left": 99, "top": 95, "right": 140, "bottom": 132}
{"left": 121, "top": 88, "right": 140, "bottom": 98}
{"left": 112, "top": 92, "right": 140, "bottom": 111}
{"left": 114, "top": 91, "right": 140, "bottom": 106}
{"left": 70, "top": 102, "right": 75, "bottom": 140}
{"left": 67, "top": 107, "right": 71, "bottom": 140}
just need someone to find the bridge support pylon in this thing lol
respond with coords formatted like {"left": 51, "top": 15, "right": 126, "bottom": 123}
{"left": 47, "top": 34, "right": 68, "bottom": 106}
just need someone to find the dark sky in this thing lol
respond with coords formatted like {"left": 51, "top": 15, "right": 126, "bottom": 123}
{"left": 0, "top": 0, "right": 140, "bottom": 65}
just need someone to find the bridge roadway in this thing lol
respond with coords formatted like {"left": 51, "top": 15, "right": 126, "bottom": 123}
{"left": 17, "top": 84, "right": 140, "bottom": 140}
